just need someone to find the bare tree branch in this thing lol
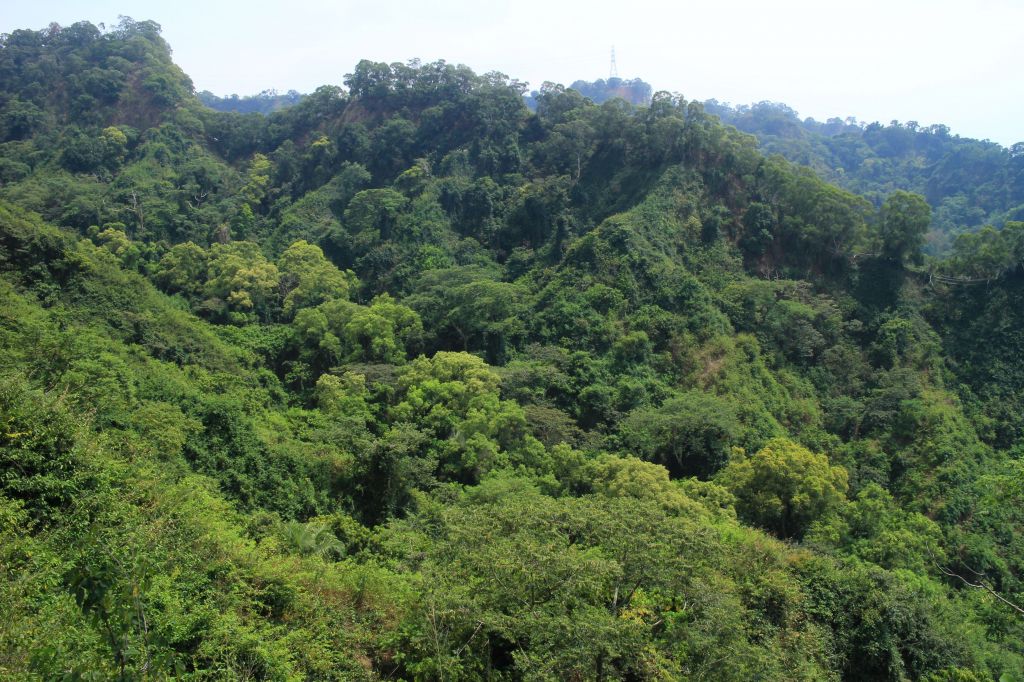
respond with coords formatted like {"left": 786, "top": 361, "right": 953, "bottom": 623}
{"left": 937, "top": 564, "right": 1024, "bottom": 616}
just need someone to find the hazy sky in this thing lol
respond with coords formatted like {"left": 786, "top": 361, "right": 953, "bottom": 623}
{"left": 4, "top": 0, "right": 1023, "bottom": 146}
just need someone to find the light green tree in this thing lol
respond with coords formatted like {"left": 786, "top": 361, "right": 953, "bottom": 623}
{"left": 204, "top": 241, "right": 281, "bottom": 320}
{"left": 156, "top": 241, "right": 208, "bottom": 297}
{"left": 276, "top": 240, "right": 354, "bottom": 317}
{"left": 717, "top": 438, "right": 848, "bottom": 538}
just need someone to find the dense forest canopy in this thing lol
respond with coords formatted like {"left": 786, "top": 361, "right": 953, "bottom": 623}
{"left": 705, "top": 100, "right": 1024, "bottom": 252}
{"left": 1, "top": 18, "right": 1023, "bottom": 680}
{"left": 192, "top": 80, "right": 1024, "bottom": 258}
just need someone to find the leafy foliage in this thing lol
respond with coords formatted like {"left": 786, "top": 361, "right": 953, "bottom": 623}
{"left": 0, "top": 19, "right": 1022, "bottom": 680}
{"left": 706, "top": 100, "right": 1024, "bottom": 253}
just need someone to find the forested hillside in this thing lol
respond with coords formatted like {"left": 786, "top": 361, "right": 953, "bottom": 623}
{"left": 198, "top": 89, "right": 304, "bottom": 115}
{"left": 705, "top": 101, "right": 1024, "bottom": 252}
{"left": 524, "top": 77, "right": 653, "bottom": 110}
{"left": 1, "top": 18, "right": 1023, "bottom": 680}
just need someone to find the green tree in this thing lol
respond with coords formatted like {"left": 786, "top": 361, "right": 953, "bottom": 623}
{"left": 276, "top": 240, "right": 354, "bottom": 317}
{"left": 405, "top": 266, "right": 525, "bottom": 361}
{"left": 343, "top": 188, "right": 407, "bottom": 240}
{"left": 390, "top": 352, "right": 546, "bottom": 482}
{"left": 880, "top": 190, "right": 930, "bottom": 264}
{"left": 717, "top": 438, "right": 848, "bottom": 538}
{"left": 620, "top": 391, "right": 742, "bottom": 478}
{"left": 203, "top": 241, "right": 281, "bottom": 321}
{"left": 322, "top": 294, "right": 422, "bottom": 364}
{"left": 240, "top": 152, "right": 272, "bottom": 208}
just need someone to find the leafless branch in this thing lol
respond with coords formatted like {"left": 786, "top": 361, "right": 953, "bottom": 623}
{"left": 938, "top": 564, "right": 1024, "bottom": 616}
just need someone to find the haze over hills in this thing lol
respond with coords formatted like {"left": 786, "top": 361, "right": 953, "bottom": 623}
{"left": 197, "top": 89, "right": 304, "bottom": 115}
{"left": 2, "top": 18, "right": 1024, "bottom": 680}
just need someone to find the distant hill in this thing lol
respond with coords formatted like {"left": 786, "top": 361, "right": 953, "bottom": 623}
{"left": 568, "top": 77, "right": 652, "bottom": 106}
{"left": 705, "top": 100, "right": 1024, "bottom": 252}
{"left": 526, "top": 76, "right": 652, "bottom": 110}
{"left": 198, "top": 88, "right": 304, "bottom": 114}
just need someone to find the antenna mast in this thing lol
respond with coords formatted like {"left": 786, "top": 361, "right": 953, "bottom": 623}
{"left": 610, "top": 46, "right": 618, "bottom": 79}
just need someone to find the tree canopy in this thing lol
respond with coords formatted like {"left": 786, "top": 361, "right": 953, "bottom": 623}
{"left": 0, "top": 19, "right": 1022, "bottom": 680}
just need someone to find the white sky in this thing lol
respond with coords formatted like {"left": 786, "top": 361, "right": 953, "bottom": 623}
{"left": 4, "top": 0, "right": 1023, "bottom": 146}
